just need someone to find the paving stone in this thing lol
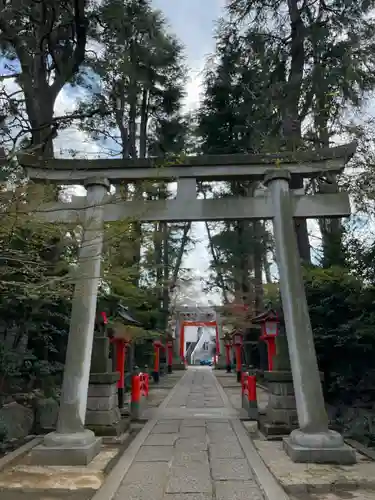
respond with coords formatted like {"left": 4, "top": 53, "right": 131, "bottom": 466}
{"left": 143, "top": 433, "right": 178, "bottom": 446}
{"left": 207, "top": 431, "right": 238, "bottom": 444}
{"left": 121, "top": 462, "right": 170, "bottom": 484}
{"left": 157, "top": 419, "right": 182, "bottom": 425}
{"left": 175, "top": 437, "right": 208, "bottom": 451}
{"left": 215, "top": 480, "right": 263, "bottom": 500}
{"left": 210, "top": 458, "right": 254, "bottom": 480}
{"left": 153, "top": 423, "right": 180, "bottom": 434}
{"left": 180, "top": 426, "right": 207, "bottom": 439}
{"left": 165, "top": 466, "right": 212, "bottom": 494}
{"left": 135, "top": 445, "right": 175, "bottom": 462}
{"left": 115, "top": 482, "right": 165, "bottom": 500}
{"left": 207, "top": 422, "right": 233, "bottom": 431}
{"left": 182, "top": 419, "right": 206, "bottom": 427}
{"left": 209, "top": 442, "right": 244, "bottom": 458}
{"left": 172, "top": 451, "right": 209, "bottom": 466}
{"left": 163, "top": 494, "right": 212, "bottom": 500}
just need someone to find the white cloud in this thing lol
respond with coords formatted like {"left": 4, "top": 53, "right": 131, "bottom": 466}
{"left": 183, "top": 66, "right": 205, "bottom": 111}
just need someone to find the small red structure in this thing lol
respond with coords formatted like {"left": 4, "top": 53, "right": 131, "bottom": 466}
{"left": 131, "top": 372, "right": 149, "bottom": 419}
{"left": 233, "top": 331, "right": 244, "bottom": 382}
{"left": 109, "top": 337, "right": 130, "bottom": 408}
{"left": 241, "top": 373, "right": 258, "bottom": 419}
{"left": 253, "top": 310, "right": 280, "bottom": 371}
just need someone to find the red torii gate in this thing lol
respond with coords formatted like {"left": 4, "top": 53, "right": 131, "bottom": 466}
{"left": 178, "top": 310, "right": 219, "bottom": 364}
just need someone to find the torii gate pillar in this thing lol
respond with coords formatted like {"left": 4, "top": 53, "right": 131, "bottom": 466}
{"left": 30, "top": 178, "right": 109, "bottom": 465}
{"left": 265, "top": 170, "right": 355, "bottom": 464}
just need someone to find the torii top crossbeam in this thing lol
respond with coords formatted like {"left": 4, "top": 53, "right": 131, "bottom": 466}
{"left": 17, "top": 142, "right": 356, "bottom": 183}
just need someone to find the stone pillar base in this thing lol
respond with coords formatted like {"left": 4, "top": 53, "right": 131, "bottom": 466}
{"left": 167, "top": 365, "right": 172, "bottom": 373}
{"left": 29, "top": 429, "right": 101, "bottom": 466}
{"left": 262, "top": 370, "right": 326, "bottom": 440}
{"left": 241, "top": 395, "right": 259, "bottom": 421}
{"left": 283, "top": 431, "right": 356, "bottom": 464}
{"left": 130, "top": 398, "right": 147, "bottom": 421}
{"left": 261, "top": 371, "right": 298, "bottom": 439}
{"left": 86, "top": 372, "right": 127, "bottom": 437}
{"left": 29, "top": 437, "right": 102, "bottom": 466}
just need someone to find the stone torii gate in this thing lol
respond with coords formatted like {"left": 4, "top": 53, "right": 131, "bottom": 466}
{"left": 15, "top": 143, "right": 356, "bottom": 465}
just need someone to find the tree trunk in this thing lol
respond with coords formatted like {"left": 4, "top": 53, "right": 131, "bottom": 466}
{"left": 139, "top": 88, "right": 149, "bottom": 158}
{"left": 314, "top": 94, "right": 344, "bottom": 267}
{"left": 282, "top": 0, "right": 311, "bottom": 264}
{"left": 205, "top": 221, "right": 230, "bottom": 304}
{"left": 170, "top": 223, "right": 191, "bottom": 291}
{"left": 162, "top": 222, "right": 170, "bottom": 329}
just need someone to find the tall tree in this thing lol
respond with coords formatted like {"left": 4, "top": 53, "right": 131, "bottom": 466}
{"left": 0, "top": 0, "right": 91, "bottom": 156}
{"left": 227, "top": 0, "right": 375, "bottom": 265}
{"left": 76, "top": 0, "right": 192, "bottom": 325}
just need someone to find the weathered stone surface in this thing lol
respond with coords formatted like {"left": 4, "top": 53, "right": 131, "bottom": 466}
{"left": 121, "top": 462, "right": 170, "bottom": 485}
{"left": 215, "top": 481, "right": 263, "bottom": 500}
{"left": 182, "top": 419, "right": 206, "bottom": 427}
{"left": 207, "top": 431, "right": 237, "bottom": 444}
{"left": 180, "top": 426, "right": 206, "bottom": 439}
{"left": 89, "top": 372, "right": 119, "bottom": 385}
{"left": 210, "top": 458, "right": 254, "bottom": 480}
{"left": 88, "top": 417, "right": 129, "bottom": 437}
{"left": 88, "top": 384, "right": 117, "bottom": 397}
{"left": 115, "top": 482, "right": 165, "bottom": 500}
{"left": 255, "top": 437, "right": 375, "bottom": 496}
{"left": 28, "top": 437, "right": 102, "bottom": 466}
{"left": 135, "top": 445, "right": 175, "bottom": 462}
{"left": 175, "top": 437, "right": 208, "bottom": 451}
{"left": 163, "top": 495, "right": 212, "bottom": 500}
{"left": 172, "top": 451, "right": 209, "bottom": 466}
{"left": 266, "top": 408, "right": 298, "bottom": 426}
{"left": 268, "top": 381, "right": 294, "bottom": 396}
{"left": 86, "top": 394, "right": 117, "bottom": 411}
{"left": 165, "top": 465, "right": 212, "bottom": 494}
{"left": 143, "top": 433, "right": 178, "bottom": 446}
{"left": 85, "top": 407, "right": 121, "bottom": 426}
{"left": 115, "top": 464, "right": 169, "bottom": 500}
{"left": 209, "top": 443, "right": 244, "bottom": 459}
{"left": 206, "top": 422, "right": 232, "bottom": 432}
{"left": 283, "top": 437, "right": 356, "bottom": 465}
{"left": 153, "top": 423, "right": 180, "bottom": 434}
{"left": 34, "top": 397, "right": 59, "bottom": 432}
{"left": 109, "top": 369, "right": 266, "bottom": 500}
{"left": 0, "top": 402, "right": 34, "bottom": 440}
{"left": 114, "top": 462, "right": 169, "bottom": 500}
{"left": 268, "top": 394, "right": 296, "bottom": 410}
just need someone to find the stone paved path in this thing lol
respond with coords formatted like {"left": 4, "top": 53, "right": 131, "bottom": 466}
{"left": 111, "top": 367, "right": 266, "bottom": 500}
